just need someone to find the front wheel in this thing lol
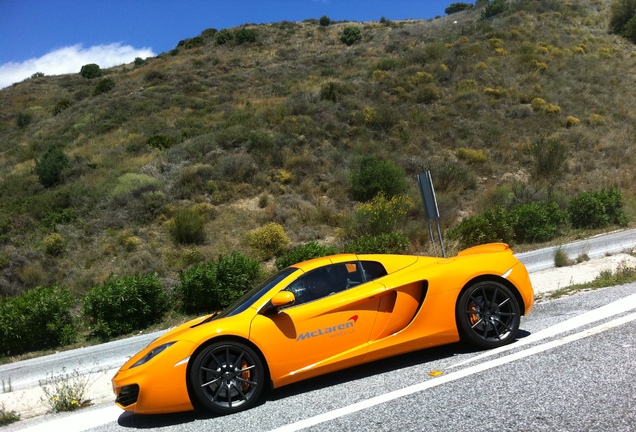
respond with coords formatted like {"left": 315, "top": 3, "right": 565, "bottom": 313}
{"left": 456, "top": 281, "right": 521, "bottom": 349}
{"left": 189, "top": 340, "right": 265, "bottom": 415}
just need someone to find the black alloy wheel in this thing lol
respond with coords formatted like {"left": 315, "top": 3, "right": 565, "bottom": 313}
{"left": 456, "top": 280, "right": 521, "bottom": 349}
{"left": 189, "top": 340, "right": 265, "bottom": 414}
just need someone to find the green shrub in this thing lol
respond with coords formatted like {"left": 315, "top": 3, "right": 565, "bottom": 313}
{"left": 183, "top": 36, "right": 205, "bottom": 49}
{"left": 16, "top": 111, "right": 33, "bottom": 129}
{"left": 481, "top": 0, "right": 509, "bottom": 19}
{"left": 609, "top": 0, "right": 636, "bottom": 43}
{"left": 347, "top": 194, "right": 413, "bottom": 238}
{"left": 0, "top": 285, "right": 77, "bottom": 356}
{"left": 432, "top": 161, "right": 476, "bottom": 193}
{"left": 447, "top": 206, "right": 514, "bottom": 249}
{"left": 83, "top": 273, "right": 169, "bottom": 340}
{"left": 349, "top": 155, "right": 409, "bottom": 202}
{"left": 509, "top": 201, "right": 568, "bottom": 243}
{"left": 53, "top": 99, "right": 72, "bottom": 116}
{"left": 529, "top": 135, "right": 568, "bottom": 184}
{"left": 569, "top": 188, "right": 628, "bottom": 229}
{"left": 344, "top": 232, "right": 410, "bottom": 254}
{"left": 340, "top": 26, "right": 362, "bottom": 46}
{"left": 319, "top": 15, "right": 331, "bottom": 26}
{"left": 93, "top": 78, "right": 115, "bottom": 95}
{"left": 235, "top": 28, "right": 257, "bottom": 44}
{"left": 44, "top": 233, "right": 66, "bottom": 256}
{"left": 79, "top": 63, "right": 102, "bottom": 79}
{"left": 147, "top": 134, "right": 176, "bottom": 150}
{"left": 176, "top": 252, "right": 262, "bottom": 314}
{"left": 35, "top": 146, "right": 70, "bottom": 188}
{"left": 247, "top": 222, "right": 290, "bottom": 260}
{"left": 446, "top": 2, "right": 474, "bottom": 14}
{"left": 169, "top": 207, "right": 206, "bottom": 245}
{"left": 275, "top": 242, "right": 339, "bottom": 270}
{"left": 216, "top": 29, "right": 234, "bottom": 45}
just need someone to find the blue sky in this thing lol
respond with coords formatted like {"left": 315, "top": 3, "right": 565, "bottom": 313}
{"left": 0, "top": 0, "right": 461, "bottom": 88}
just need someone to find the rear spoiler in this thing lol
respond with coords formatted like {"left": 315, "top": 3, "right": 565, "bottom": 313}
{"left": 457, "top": 243, "right": 511, "bottom": 257}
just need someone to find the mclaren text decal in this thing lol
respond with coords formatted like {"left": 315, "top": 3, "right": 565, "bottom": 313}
{"left": 296, "top": 315, "right": 358, "bottom": 342}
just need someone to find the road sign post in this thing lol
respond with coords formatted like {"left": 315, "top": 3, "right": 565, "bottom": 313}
{"left": 417, "top": 171, "right": 446, "bottom": 257}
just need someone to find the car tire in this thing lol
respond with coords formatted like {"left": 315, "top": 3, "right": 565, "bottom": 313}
{"left": 189, "top": 340, "right": 266, "bottom": 415}
{"left": 456, "top": 280, "right": 521, "bottom": 349}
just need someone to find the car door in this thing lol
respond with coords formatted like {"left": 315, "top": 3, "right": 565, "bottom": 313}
{"left": 249, "top": 260, "right": 387, "bottom": 387}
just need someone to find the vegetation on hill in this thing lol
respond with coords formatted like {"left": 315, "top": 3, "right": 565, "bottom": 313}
{"left": 1, "top": 0, "right": 635, "bottom": 355}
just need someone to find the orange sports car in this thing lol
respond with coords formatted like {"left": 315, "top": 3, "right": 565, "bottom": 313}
{"left": 112, "top": 243, "right": 533, "bottom": 415}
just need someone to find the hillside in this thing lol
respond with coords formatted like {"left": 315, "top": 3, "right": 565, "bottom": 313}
{"left": 1, "top": 0, "right": 635, "bottom": 298}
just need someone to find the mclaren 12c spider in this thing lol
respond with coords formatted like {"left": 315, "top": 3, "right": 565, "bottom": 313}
{"left": 112, "top": 242, "right": 533, "bottom": 415}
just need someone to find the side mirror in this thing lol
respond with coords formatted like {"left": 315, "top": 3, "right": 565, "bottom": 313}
{"left": 260, "top": 291, "right": 295, "bottom": 315}
{"left": 271, "top": 291, "right": 295, "bottom": 308}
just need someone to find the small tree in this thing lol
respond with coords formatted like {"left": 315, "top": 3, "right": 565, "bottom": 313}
{"left": 446, "top": 2, "right": 474, "bottom": 14}
{"left": 215, "top": 29, "right": 234, "bottom": 45}
{"left": 79, "top": 63, "right": 102, "bottom": 79}
{"left": 340, "top": 26, "right": 362, "bottom": 46}
{"left": 349, "top": 155, "right": 409, "bottom": 202}
{"left": 609, "top": 0, "right": 636, "bottom": 43}
{"left": 93, "top": 78, "right": 115, "bottom": 95}
{"left": 235, "top": 28, "right": 257, "bottom": 44}
{"left": 35, "top": 146, "right": 70, "bottom": 188}
{"left": 319, "top": 15, "right": 332, "bottom": 26}
{"left": 481, "top": 0, "right": 509, "bottom": 19}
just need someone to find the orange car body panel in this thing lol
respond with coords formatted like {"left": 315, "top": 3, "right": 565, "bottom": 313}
{"left": 112, "top": 243, "right": 533, "bottom": 414}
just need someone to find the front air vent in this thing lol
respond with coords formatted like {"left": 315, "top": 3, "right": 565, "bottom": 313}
{"left": 116, "top": 384, "right": 140, "bottom": 407}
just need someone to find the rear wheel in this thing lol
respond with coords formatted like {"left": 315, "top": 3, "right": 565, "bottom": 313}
{"left": 456, "top": 281, "right": 520, "bottom": 349}
{"left": 189, "top": 340, "right": 265, "bottom": 415}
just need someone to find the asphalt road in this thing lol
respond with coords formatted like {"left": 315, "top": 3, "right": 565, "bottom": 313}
{"left": 7, "top": 282, "right": 636, "bottom": 432}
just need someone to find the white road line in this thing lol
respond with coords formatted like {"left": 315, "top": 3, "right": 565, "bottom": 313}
{"left": 448, "top": 291, "right": 636, "bottom": 369}
{"left": 16, "top": 406, "right": 123, "bottom": 432}
{"left": 269, "top": 312, "right": 636, "bottom": 432}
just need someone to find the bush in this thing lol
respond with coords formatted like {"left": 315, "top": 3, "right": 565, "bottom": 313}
{"left": 344, "top": 232, "right": 410, "bottom": 254}
{"left": 176, "top": 252, "right": 262, "bottom": 314}
{"left": 447, "top": 206, "right": 514, "bottom": 249}
{"left": 83, "top": 273, "right": 170, "bottom": 340}
{"left": 446, "top": 2, "right": 474, "bottom": 14}
{"left": 0, "top": 285, "right": 77, "bottom": 356}
{"left": 169, "top": 207, "right": 207, "bottom": 245}
{"left": 529, "top": 135, "right": 568, "bottom": 184}
{"left": 247, "top": 222, "right": 290, "bottom": 260}
{"left": 319, "top": 15, "right": 332, "bottom": 26}
{"left": 147, "top": 134, "right": 176, "bottom": 150}
{"left": 216, "top": 29, "right": 234, "bottom": 45}
{"left": 340, "top": 26, "right": 362, "bottom": 46}
{"left": 35, "top": 146, "right": 70, "bottom": 188}
{"left": 44, "top": 233, "right": 66, "bottom": 255}
{"left": 609, "top": 0, "right": 636, "bottom": 43}
{"left": 569, "top": 188, "right": 628, "bottom": 229}
{"left": 481, "top": 0, "right": 509, "bottom": 19}
{"left": 432, "top": 161, "right": 477, "bottom": 193}
{"left": 16, "top": 111, "right": 33, "bottom": 129}
{"left": 275, "top": 242, "right": 339, "bottom": 270}
{"left": 53, "top": 99, "right": 72, "bottom": 116}
{"left": 509, "top": 201, "right": 567, "bottom": 243}
{"left": 349, "top": 155, "right": 409, "bottom": 202}
{"left": 347, "top": 194, "right": 413, "bottom": 238}
{"left": 79, "top": 63, "right": 102, "bottom": 79}
{"left": 235, "top": 28, "right": 257, "bottom": 44}
{"left": 93, "top": 78, "right": 115, "bottom": 95}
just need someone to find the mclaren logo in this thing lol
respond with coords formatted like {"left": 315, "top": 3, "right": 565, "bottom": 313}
{"left": 296, "top": 315, "right": 358, "bottom": 342}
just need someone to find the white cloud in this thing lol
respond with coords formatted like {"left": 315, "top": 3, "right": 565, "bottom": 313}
{"left": 0, "top": 43, "right": 156, "bottom": 89}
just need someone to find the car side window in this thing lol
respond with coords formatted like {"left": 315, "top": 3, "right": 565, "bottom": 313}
{"left": 360, "top": 261, "right": 388, "bottom": 281}
{"left": 284, "top": 262, "right": 364, "bottom": 306}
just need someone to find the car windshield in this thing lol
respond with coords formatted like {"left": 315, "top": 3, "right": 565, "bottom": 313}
{"left": 210, "top": 267, "right": 300, "bottom": 320}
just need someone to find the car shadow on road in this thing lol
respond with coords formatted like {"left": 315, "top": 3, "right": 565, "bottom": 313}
{"left": 116, "top": 331, "right": 532, "bottom": 428}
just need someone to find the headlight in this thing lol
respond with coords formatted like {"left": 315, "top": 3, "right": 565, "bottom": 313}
{"left": 131, "top": 342, "right": 176, "bottom": 369}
